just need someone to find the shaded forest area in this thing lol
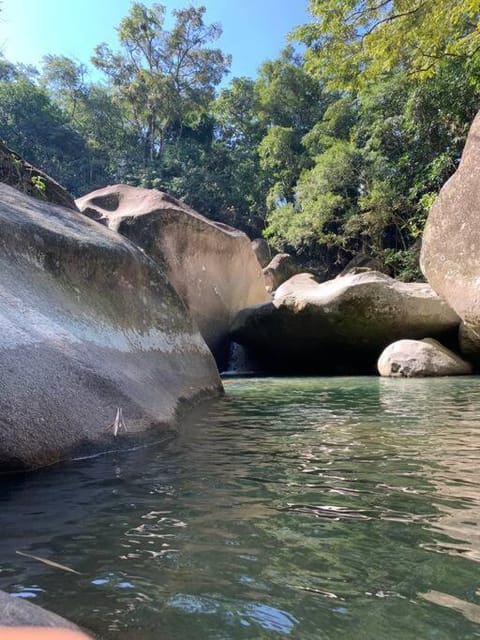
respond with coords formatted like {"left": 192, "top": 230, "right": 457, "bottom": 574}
{"left": 1, "top": 1, "right": 479, "bottom": 280}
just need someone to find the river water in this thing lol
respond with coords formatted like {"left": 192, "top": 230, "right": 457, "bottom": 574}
{"left": 1, "top": 377, "right": 480, "bottom": 639}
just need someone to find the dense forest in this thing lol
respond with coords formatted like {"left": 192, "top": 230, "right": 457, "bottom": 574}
{"left": 1, "top": 0, "right": 479, "bottom": 279}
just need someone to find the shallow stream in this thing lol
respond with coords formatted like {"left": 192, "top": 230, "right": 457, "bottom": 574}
{"left": 2, "top": 377, "right": 480, "bottom": 639}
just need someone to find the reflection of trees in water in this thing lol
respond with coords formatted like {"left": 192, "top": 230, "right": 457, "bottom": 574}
{"left": 1, "top": 377, "right": 480, "bottom": 636}
{"left": 422, "top": 428, "right": 480, "bottom": 563}
{"left": 379, "top": 377, "right": 480, "bottom": 561}
{"left": 378, "top": 377, "right": 480, "bottom": 625}
{"left": 378, "top": 376, "right": 479, "bottom": 421}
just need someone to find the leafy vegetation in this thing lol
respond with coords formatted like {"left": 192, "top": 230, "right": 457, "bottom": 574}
{"left": 0, "top": 0, "right": 478, "bottom": 279}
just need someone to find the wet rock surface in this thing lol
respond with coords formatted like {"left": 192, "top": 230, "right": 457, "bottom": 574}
{"left": 0, "top": 590, "right": 84, "bottom": 631}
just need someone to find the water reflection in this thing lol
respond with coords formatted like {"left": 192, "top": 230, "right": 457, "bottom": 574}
{"left": 1, "top": 377, "right": 480, "bottom": 638}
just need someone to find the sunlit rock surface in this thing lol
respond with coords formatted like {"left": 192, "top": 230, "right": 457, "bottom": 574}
{"left": 76, "top": 185, "right": 269, "bottom": 368}
{"left": 421, "top": 111, "right": 480, "bottom": 359}
{"left": 0, "top": 183, "right": 221, "bottom": 471}
{"left": 231, "top": 271, "right": 460, "bottom": 374}
{"left": 377, "top": 338, "right": 472, "bottom": 377}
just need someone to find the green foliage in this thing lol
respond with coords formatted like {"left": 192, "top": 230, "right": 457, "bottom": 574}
{"left": 295, "top": 0, "right": 480, "bottom": 89}
{"left": 382, "top": 247, "right": 423, "bottom": 282}
{"left": 264, "top": 44, "right": 479, "bottom": 277}
{"left": 92, "top": 3, "right": 230, "bottom": 168}
{"left": 31, "top": 174, "right": 47, "bottom": 197}
{"left": 0, "top": 74, "right": 87, "bottom": 192}
{"left": 0, "top": 0, "right": 478, "bottom": 284}
{"left": 265, "top": 140, "right": 362, "bottom": 251}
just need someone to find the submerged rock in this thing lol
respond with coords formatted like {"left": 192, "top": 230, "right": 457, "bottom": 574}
{"left": 0, "top": 183, "right": 221, "bottom": 472}
{"left": 377, "top": 339, "right": 473, "bottom": 377}
{"left": 230, "top": 271, "right": 460, "bottom": 374}
{"left": 0, "top": 590, "right": 85, "bottom": 632}
{"left": 76, "top": 185, "right": 269, "bottom": 368}
{"left": 421, "top": 111, "right": 480, "bottom": 357}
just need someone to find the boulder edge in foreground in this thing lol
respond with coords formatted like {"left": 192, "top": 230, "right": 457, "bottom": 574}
{"left": 0, "top": 590, "right": 88, "bottom": 635}
{"left": 0, "top": 183, "right": 222, "bottom": 472}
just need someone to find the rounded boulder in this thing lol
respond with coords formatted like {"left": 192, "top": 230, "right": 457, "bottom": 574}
{"left": 378, "top": 339, "right": 473, "bottom": 377}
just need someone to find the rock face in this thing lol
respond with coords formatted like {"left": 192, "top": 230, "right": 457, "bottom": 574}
{"left": 76, "top": 185, "right": 269, "bottom": 367}
{"left": 263, "top": 253, "right": 300, "bottom": 293}
{"left": 251, "top": 238, "right": 271, "bottom": 268}
{"left": 378, "top": 339, "right": 473, "bottom": 377}
{"left": 0, "top": 183, "right": 221, "bottom": 472}
{"left": 421, "top": 111, "right": 480, "bottom": 354}
{"left": 230, "top": 271, "right": 460, "bottom": 374}
{"left": 0, "top": 142, "right": 77, "bottom": 210}
{"left": 0, "top": 590, "right": 85, "bottom": 633}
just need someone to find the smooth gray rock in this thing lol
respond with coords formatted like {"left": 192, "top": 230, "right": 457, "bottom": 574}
{"left": 76, "top": 185, "right": 269, "bottom": 367}
{"left": 378, "top": 338, "right": 473, "bottom": 377}
{"left": 421, "top": 110, "right": 480, "bottom": 356}
{"left": 0, "top": 183, "right": 222, "bottom": 471}
{"left": 231, "top": 271, "right": 460, "bottom": 374}
{"left": 0, "top": 590, "right": 83, "bottom": 630}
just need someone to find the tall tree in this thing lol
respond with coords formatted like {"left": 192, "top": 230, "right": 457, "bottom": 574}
{"left": 0, "top": 71, "right": 87, "bottom": 192}
{"left": 92, "top": 3, "right": 231, "bottom": 173}
{"left": 41, "top": 55, "right": 87, "bottom": 120}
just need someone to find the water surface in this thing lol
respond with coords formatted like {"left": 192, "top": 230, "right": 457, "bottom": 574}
{"left": 1, "top": 377, "right": 480, "bottom": 639}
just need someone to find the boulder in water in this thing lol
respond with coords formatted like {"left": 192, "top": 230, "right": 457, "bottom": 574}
{"left": 377, "top": 338, "right": 473, "bottom": 377}
{"left": 0, "top": 183, "right": 221, "bottom": 472}
{"left": 0, "top": 590, "right": 85, "bottom": 633}
{"left": 76, "top": 185, "right": 269, "bottom": 367}
{"left": 231, "top": 271, "right": 460, "bottom": 374}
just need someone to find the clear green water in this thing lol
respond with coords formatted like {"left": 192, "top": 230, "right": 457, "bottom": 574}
{"left": 2, "top": 377, "right": 480, "bottom": 639}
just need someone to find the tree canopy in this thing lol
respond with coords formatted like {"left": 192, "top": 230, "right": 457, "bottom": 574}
{"left": 0, "top": 0, "right": 478, "bottom": 279}
{"left": 296, "top": 0, "right": 480, "bottom": 89}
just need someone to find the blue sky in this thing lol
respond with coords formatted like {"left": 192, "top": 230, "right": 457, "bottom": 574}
{"left": 0, "top": 1, "right": 311, "bottom": 82}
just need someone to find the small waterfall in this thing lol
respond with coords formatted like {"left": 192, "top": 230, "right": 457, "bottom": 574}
{"left": 222, "top": 341, "right": 259, "bottom": 377}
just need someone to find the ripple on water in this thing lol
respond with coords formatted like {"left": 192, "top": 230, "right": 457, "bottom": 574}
{"left": 1, "top": 377, "right": 480, "bottom": 639}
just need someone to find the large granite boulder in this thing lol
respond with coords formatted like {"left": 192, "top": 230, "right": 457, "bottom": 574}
{"left": 230, "top": 271, "right": 460, "bottom": 374}
{"left": 0, "top": 183, "right": 221, "bottom": 472}
{"left": 378, "top": 339, "right": 473, "bottom": 377}
{"left": 76, "top": 185, "right": 269, "bottom": 367}
{"left": 421, "top": 111, "right": 480, "bottom": 356}
{"left": 0, "top": 591, "right": 87, "bottom": 635}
